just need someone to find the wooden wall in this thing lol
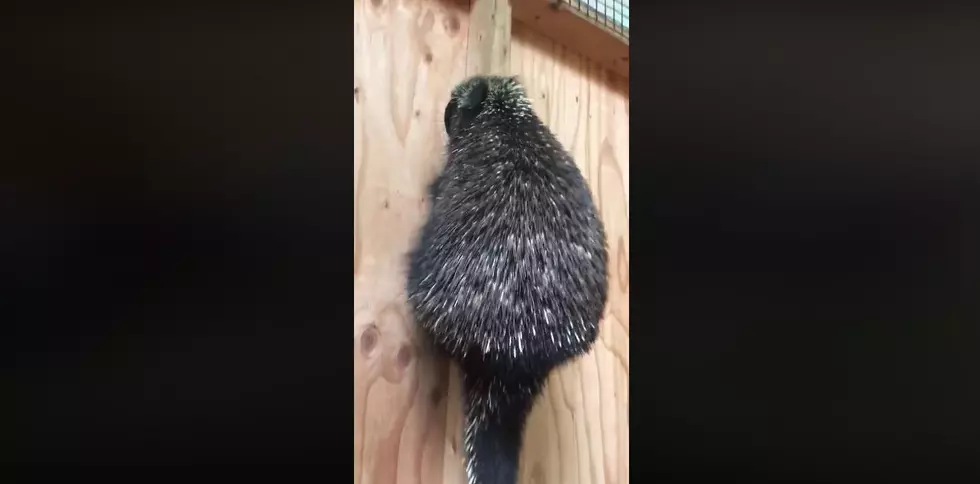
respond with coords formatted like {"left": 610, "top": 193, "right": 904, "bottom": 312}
{"left": 354, "top": 1, "right": 629, "bottom": 483}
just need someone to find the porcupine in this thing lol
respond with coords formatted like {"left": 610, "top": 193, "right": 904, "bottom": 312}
{"left": 406, "top": 75, "right": 608, "bottom": 484}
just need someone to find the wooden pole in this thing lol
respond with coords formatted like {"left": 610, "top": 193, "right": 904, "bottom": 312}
{"left": 466, "top": 0, "right": 513, "bottom": 75}
{"left": 441, "top": 2, "right": 514, "bottom": 480}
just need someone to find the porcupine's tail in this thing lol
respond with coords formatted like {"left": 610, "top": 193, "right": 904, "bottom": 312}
{"left": 460, "top": 370, "right": 544, "bottom": 484}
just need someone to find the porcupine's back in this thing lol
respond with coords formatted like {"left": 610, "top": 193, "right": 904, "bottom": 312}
{"left": 405, "top": 75, "right": 609, "bottom": 484}
{"left": 407, "top": 75, "right": 608, "bottom": 379}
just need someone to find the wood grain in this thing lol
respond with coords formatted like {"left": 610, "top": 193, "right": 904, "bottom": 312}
{"left": 354, "top": 1, "right": 470, "bottom": 483}
{"left": 354, "top": 1, "right": 629, "bottom": 481}
{"left": 466, "top": 0, "right": 512, "bottom": 76}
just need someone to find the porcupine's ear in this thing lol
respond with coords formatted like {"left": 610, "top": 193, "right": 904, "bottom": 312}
{"left": 443, "top": 97, "right": 457, "bottom": 135}
{"left": 458, "top": 76, "right": 489, "bottom": 110}
{"left": 445, "top": 76, "right": 489, "bottom": 136}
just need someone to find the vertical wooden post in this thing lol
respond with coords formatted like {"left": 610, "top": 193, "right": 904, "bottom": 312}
{"left": 466, "top": 0, "right": 512, "bottom": 75}
{"left": 440, "top": 3, "right": 514, "bottom": 482}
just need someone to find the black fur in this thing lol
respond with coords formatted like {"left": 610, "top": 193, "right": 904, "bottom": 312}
{"left": 407, "top": 75, "right": 608, "bottom": 484}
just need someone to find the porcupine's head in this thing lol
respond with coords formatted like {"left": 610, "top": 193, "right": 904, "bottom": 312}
{"left": 443, "top": 75, "right": 533, "bottom": 141}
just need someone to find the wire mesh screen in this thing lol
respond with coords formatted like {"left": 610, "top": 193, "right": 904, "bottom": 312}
{"left": 563, "top": 0, "right": 629, "bottom": 42}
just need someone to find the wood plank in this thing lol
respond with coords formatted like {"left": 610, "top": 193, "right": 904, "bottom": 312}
{"left": 354, "top": 0, "right": 471, "bottom": 482}
{"left": 512, "top": 0, "right": 629, "bottom": 79}
{"left": 467, "top": 0, "right": 513, "bottom": 75}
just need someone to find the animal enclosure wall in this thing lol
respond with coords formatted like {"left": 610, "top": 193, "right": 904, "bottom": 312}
{"left": 354, "top": 0, "right": 629, "bottom": 482}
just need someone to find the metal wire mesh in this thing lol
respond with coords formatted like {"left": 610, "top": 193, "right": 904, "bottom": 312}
{"left": 563, "top": 0, "right": 629, "bottom": 42}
